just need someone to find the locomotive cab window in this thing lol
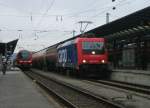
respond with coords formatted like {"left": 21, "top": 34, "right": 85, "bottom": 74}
{"left": 82, "top": 42, "right": 105, "bottom": 54}
{"left": 19, "top": 51, "right": 30, "bottom": 60}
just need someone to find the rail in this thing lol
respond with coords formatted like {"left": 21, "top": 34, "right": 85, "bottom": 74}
{"left": 86, "top": 79, "right": 150, "bottom": 99}
{"left": 24, "top": 71, "right": 124, "bottom": 108}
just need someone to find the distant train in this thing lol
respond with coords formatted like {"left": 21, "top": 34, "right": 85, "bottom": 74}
{"left": 15, "top": 50, "right": 32, "bottom": 70}
{"left": 32, "top": 37, "right": 109, "bottom": 77}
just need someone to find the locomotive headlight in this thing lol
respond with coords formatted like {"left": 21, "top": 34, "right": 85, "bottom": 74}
{"left": 27, "top": 60, "right": 32, "bottom": 63}
{"left": 101, "top": 60, "right": 105, "bottom": 63}
{"left": 19, "top": 60, "right": 23, "bottom": 63}
{"left": 82, "top": 60, "right": 86, "bottom": 63}
{"left": 91, "top": 51, "right": 95, "bottom": 55}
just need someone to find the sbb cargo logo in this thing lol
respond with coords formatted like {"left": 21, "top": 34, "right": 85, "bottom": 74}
{"left": 58, "top": 49, "right": 67, "bottom": 63}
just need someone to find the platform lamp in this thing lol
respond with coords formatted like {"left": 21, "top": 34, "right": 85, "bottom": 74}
{"left": 112, "top": 0, "right": 116, "bottom": 10}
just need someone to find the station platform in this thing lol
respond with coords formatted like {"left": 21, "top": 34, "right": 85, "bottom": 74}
{"left": 113, "top": 69, "right": 150, "bottom": 75}
{"left": 0, "top": 70, "right": 60, "bottom": 108}
{"left": 111, "top": 69, "right": 150, "bottom": 86}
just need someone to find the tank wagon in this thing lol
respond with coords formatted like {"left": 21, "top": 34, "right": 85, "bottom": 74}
{"left": 32, "top": 37, "right": 109, "bottom": 77}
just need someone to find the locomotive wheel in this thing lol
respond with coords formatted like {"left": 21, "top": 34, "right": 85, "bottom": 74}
{"left": 77, "top": 69, "right": 84, "bottom": 78}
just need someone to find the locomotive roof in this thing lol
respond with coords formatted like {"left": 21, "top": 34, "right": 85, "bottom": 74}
{"left": 57, "top": 37, "right": 105, "bottom": 49}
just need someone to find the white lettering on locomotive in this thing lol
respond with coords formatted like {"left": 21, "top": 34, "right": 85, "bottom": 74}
{"left": 58, "top": 49, "right": 67, "bottom": 63}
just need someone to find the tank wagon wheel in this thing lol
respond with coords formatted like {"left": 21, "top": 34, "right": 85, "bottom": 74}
{"left": 58, "top": 67, "right": 64, "bottom": 75}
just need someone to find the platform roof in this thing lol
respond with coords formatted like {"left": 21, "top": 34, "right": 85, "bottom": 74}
{"left": 0, "top": 43, "right": 5, "bottom": 55}
{"left": 86, "top": 6, "right": 150, "bottom": 38}
{"left": 0, "top": 39, "right": 18, "bottom": 55}
{"left": 65, "top": 6, "right": 150, "bottom": 42}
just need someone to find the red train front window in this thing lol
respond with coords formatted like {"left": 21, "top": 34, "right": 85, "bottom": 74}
{"left": 18, "top": 50, "right": 30, "bottom": 60}
{"left": 82, "top": 42, "right": 105, "bottom": 54}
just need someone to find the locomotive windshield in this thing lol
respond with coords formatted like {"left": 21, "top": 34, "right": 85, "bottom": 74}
{"left": 82, "top": 42, "right": 105, "bottom": 54}
{"left": 18, "top": 51, "right": 30, "bottom": 60}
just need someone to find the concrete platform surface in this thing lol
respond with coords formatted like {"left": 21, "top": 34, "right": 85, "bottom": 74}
{"left": 0, "top": 71, "right": 59, "bottom": 108}
{"left": 111, "top": 69, "right": 150, "bottom": 86}
{"left": 113, "top": 69, "right": 150, "bottom": 75}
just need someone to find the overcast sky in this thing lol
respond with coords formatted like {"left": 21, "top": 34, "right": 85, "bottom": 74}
{"left": 0, "top": 0, "right": 149, "bottom": 52}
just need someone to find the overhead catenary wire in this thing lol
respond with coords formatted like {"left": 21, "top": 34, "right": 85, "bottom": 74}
{"left": 1, "top": 0, "right": 149, "bottom": 41}
{"left": 34, "top": 0, "right": 55, "bottom": 28}
{"left": 0, "top": 2, "right": 21, "bottom": 12}
{"left": 0, "top": 0, "right": 140, "bottom": 19}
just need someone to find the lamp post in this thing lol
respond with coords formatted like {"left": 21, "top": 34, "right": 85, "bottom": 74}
{"left": 106, "top": 12, "right": 110, "bottom": 24}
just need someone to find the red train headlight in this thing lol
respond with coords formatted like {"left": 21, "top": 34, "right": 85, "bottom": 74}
{"left": 82, "top": 60, "right": 87, "bottom": 63}
{"left": 91, "top": 51, "right": 95, "bottom": 55}
{"left": 27, "top": 61, "right": 32, "bottom": 63}
{"left": 19, "top": 60, "right": 23, "bottom": 63}
{"left": 101, "top": 60, "right": 105, "bottom": 63}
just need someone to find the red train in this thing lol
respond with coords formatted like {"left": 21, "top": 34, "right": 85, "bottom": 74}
{"left": 15, "top": 50, "right": 32, "bottom": 70}
{"left": 32, "top": 37, "right": 109, "bottom": 77}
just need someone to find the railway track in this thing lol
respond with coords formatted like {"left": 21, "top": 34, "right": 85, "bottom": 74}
{"left": 85, "top": 79, "right": 150, "bottom": 99}
{"left": 24, "top": 71, "right": 123, "bottom": 108}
